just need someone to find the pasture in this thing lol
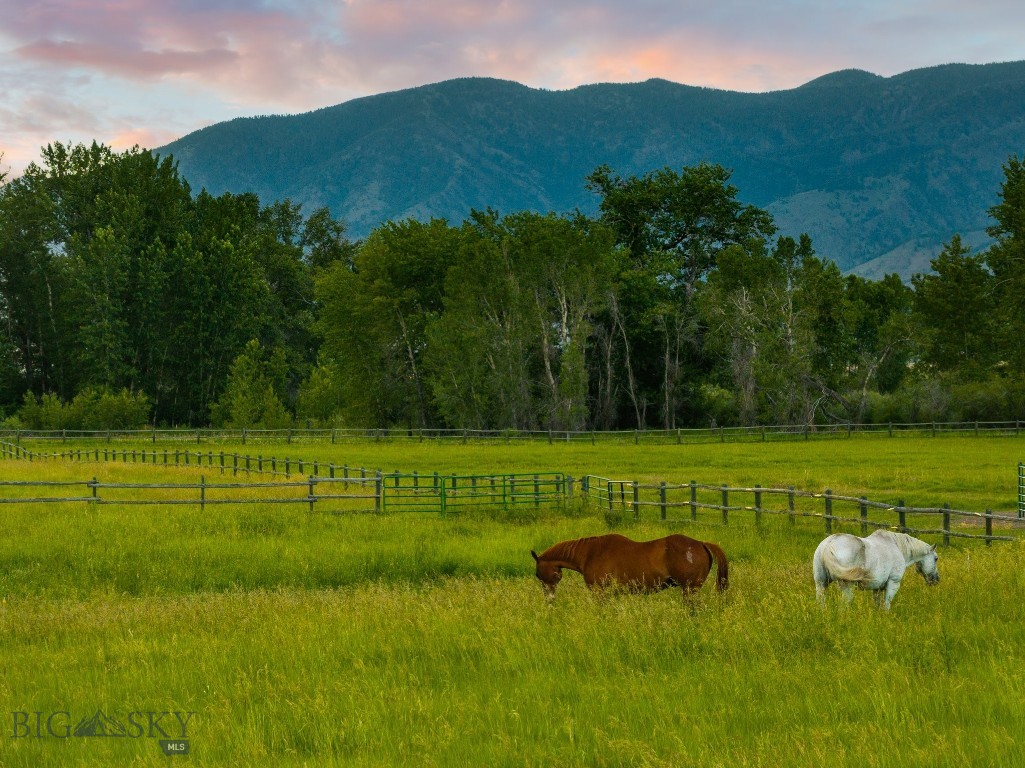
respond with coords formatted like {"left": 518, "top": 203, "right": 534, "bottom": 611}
{"left": 1, "top": 435, "right": 1024, "bottom": 766}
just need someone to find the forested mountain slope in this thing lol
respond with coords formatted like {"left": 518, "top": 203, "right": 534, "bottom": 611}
{"left": 159, "top": 62, "right": 1025, "bottom": 276}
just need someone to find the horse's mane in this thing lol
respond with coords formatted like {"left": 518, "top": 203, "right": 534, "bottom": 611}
{"left": 541, "top": 535, "right": 616, "bottom": 566}
{"left": 540, "top": 538, "right": 581, "bottom": 563}
{"left": 874, "top": 529, "right": 931, "bottom": 560}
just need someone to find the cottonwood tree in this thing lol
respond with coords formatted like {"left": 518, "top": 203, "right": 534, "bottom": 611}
{"left": 315, "top": 218, "right": 454, "bottom": 428}
{"left": 425, "top": 211, "right": 617, "bottom": 431}
{"left": 587, "top": 163, "right": 777, "bottom": 428}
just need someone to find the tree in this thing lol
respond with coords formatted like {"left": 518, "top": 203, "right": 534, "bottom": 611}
{"left": 425, "top": 211, "right": 617, "bottom": 430}
{"left": 913, "top": 235, "right": 997, "bottom": 377}
{"left": 843, "top": 272, "right": 915, "bottom": 418}
{"left": 0, "top": 166, "right": 72, "bottom": 398}
{"left": 210, "top": 340, "right": 290, "bottom": 428}
{"left": 587, "top": 163, "right": 777, "bottom": 428}
{"left": 315, "top": 218, "right": 455, "bottom": 428}
{"left": 985, "top": 155, "right": 1025, "bottom": 372}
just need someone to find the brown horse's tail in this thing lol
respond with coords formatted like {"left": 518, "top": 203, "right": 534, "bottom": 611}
{"left": 702, "top": 542, "right": 729, "bottom": 592}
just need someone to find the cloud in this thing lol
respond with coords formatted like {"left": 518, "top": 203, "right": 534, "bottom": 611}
{"left": 16, "top": 39, "right": 237, "bottom": 78}
{"left": 2, "top": 0, "right": 1024, "bottom": 177}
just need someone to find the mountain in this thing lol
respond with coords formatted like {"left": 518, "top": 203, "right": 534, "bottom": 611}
{"left": 158, "top": 62, "right": 1025, "bottom": 277}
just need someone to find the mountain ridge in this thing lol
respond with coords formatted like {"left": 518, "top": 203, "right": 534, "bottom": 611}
{"left": 158, "top": 62, "right": 1025, "bottom": 276}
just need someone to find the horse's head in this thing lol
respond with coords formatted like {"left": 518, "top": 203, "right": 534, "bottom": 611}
{"left": 531, "top": 550, "right": 562, "bottom": 599}
{"left": 915, "top": 545, "right": 940, "bottom": 585}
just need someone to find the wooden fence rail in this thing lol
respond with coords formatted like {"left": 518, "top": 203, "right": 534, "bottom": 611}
{"left": 583, "top": 476, "right": 1017, "bottom": 545}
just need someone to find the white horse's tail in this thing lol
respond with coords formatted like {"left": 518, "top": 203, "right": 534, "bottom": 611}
{"left": 819, "top": 541, "right": 872, "bottom": 583}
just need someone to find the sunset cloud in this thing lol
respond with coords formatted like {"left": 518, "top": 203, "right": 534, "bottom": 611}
{"left": 2, "top": 0, "right": 1023, "bottom": 176}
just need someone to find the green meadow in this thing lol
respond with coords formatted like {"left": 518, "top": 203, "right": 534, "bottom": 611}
{"left": 1, "top": 435, "right": 1024, "bottom": 766}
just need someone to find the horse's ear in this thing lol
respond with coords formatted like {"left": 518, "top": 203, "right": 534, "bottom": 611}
{"left": 931, "top": 544, "right": 937, "bottom": 552}
{"left": 530, "top": 550, "right": 539, "bottom": 562}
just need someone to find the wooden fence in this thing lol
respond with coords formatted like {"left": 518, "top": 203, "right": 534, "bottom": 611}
{"left": 2, "top": 440, "right": 372, "bottom": 480}
{"left": 1, "top": 440, "right": 1020, "bottom": 543}
{"left": 3, "top": 420, "right": 1025, "bottom": 446}
{"left": 0, "top": 440, "right": 571, "bottom": 514}
{"left": 0, "top": 472, "right": 571, "bottom": 516}
{"left": 583, "top": 476, "right": 1018, "bottom": 545}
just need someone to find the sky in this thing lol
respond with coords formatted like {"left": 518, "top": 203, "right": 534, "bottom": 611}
{"left": 1, "top": 0, "right": 1023, "bottom": 178}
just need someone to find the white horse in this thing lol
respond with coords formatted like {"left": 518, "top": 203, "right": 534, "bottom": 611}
{"left": 812, "top": 529, "right": 939, "bottom": 609}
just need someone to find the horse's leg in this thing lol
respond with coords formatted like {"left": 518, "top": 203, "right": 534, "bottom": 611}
{"left": 813, "top": 551, "right": 830, "bottom": 606}
{"left": 838, "top": 583, "right": 855, "bottom": 605}
{"left": 678, "top": 584, "right": 701, "bottom": 615}
{"left": 881, "top": 579, "right": 901, "bottom": 610}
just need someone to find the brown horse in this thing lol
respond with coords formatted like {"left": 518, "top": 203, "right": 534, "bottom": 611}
{"left": 530, "top": 533, "right": 728, "bottom": 599}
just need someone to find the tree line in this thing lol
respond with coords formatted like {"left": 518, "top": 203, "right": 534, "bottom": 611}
{"left": 1, "top": 142, "right": 1023, "bottom": 430}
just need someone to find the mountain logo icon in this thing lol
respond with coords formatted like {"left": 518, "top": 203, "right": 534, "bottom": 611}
{"left": 73, "top": 710, "right": 127, "bottom": 737}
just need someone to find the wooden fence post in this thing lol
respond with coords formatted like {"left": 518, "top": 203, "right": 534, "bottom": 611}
{"left": 309, "top": 476, "right": 316, "bottom": 514}
{"left": 200, "top": 475, "right": 206, "bottom": 511}
{"left": 985, "top": 510, "right": 993, "bottom": 545}
{"left": 690, "top": 481, "right": 697, "bottom": 522}
{"left": 860, "top": 496, "right": 868, "bottom": 536}
{"left": 721, "top": 485, "right": 729, "bottom": 525}
{"left": 898, "top": 499, "right": 906, "bottom": 531}
{"left": 632, "top": 481, "right": 639, "bottom": 519}
{"left": 788, "top": 486, "right": 795, "bottom": 526}
{"left": 824, "top": 489, "right": 833, "bottom": 533}
{"left": 375, "top": 471, "right": 382, "bottom": 513}
{"left": 754, "top": 484, "right": 762, "bottom": 528}
{"left": 660, "top": 482, "right": 667, "bottom": 520}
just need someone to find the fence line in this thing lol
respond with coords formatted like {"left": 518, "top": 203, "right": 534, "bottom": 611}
{"left": 1, "top": 440, "right": 368, "bottom": 481}
{"left": 0, "top": 472, "right": 572, "bottom": 516}
{"left": 2, "top": 420, "right": 1025, "bottom": 446}
{"left": 1, "top": 440, "right": 1020, "bottom": 544}
{"left": 582, "top": 476, "right": 1017, "bottom": 545}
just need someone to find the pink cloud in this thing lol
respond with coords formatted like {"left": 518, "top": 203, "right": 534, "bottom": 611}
{"left": 2, "top": 0, "right": 1024, "bottom": 181}
{"left": 16, "top": 39, "right": 237, "bottom": 79}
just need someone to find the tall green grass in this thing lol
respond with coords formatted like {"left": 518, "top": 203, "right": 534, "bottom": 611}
{"left": 3, "top": 542, "right": 1023, "bottom": 766}
{"left": 31, "top": 432, "right": 1025, "bottom": 511}
{"left": 1, "top": 438, "right": 1024, "bottom": 766}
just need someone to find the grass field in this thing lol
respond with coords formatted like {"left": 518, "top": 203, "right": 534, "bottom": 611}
{"left": 1, "top": 435, "right": 1024, "bottom": 766}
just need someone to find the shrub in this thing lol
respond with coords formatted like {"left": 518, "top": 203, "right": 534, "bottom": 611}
{"left": 18, "top": 388, "right": 151, "bottom": 430}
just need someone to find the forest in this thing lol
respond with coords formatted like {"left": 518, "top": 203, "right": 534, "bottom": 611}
{"left": 0, "top": 142, "right": 1023, "bottom": 431}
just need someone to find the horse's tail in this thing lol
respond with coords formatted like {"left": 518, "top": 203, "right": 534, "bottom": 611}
{"left": 702, "top": 542, "right": 729, "bottom": 592}
{"left": 820, "top": 540, "right": 872, "bottom": 583}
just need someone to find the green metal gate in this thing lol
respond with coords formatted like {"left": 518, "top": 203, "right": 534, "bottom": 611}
{"left": 380, "top": 472, "right": 567, "bottom": 515}
{"left": 1019, "top": 462, "right": 1024, "bottom": 519}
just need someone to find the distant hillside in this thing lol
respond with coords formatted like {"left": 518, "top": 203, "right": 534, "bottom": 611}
{"left": 159, "top": 62, "right": 1025, "bottom": 277}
